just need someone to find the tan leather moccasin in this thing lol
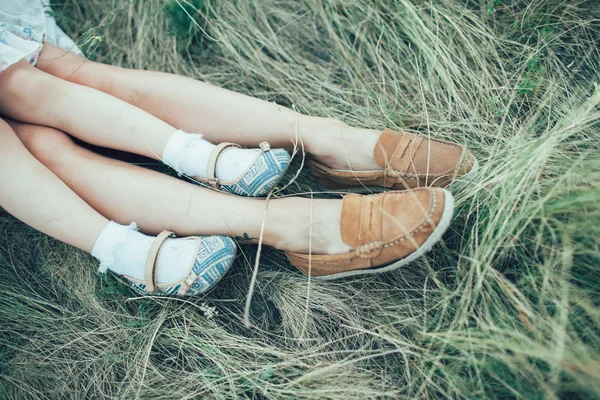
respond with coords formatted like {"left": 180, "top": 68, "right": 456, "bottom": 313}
{"left": 308, "top": 129, "right": 477, "bottom": 192}
{"left": 285, "top": 187, "right": 454, "bottom": 280}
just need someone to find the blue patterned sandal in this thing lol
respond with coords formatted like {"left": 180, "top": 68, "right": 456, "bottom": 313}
{"left": 123, "top": 231, "right": 237, "bottom": 296}
{"left": 195, "top": 142, "right": 290, "bottom": 197}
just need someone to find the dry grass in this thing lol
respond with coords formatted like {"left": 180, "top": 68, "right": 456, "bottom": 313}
{"left": 1, "top": 0, "right": 600, "bottom": 398}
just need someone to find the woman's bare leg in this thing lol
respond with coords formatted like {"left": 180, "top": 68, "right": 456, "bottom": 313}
{"left": 36, "top": 43, "right": 382, "bottom": 170}
{"left": 12, "top": 122, "right": 349, "bottom": 255}
{"left": 0, "top": 61, "right": 176, "bottom": 160}
{"left": 0, "top": 118, "right": 108, "bottom": 253}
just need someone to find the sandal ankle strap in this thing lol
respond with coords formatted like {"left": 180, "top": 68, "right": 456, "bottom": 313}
{"left": 206, "top": 142, "right": 241, "bottom": 189}
{"left": 144, "top": 230, "right": 174, "bottom": 293}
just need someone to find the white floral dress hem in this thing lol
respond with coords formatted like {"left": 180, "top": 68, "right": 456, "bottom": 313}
{"left": 0, "top": 0, "right": 81, "bottom": 73}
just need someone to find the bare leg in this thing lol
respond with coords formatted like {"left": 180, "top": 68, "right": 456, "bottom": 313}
{"left": 36, "top": 43, "right": 382, "bottom": 170}
{"left": 12, "top": 122, "right": 350, "bottom": 255}
{"left": 0, "top": 61, "right": 176, "bottom": 160}
{"left": 0, "top": 118, "right": 108, "bottom": 253}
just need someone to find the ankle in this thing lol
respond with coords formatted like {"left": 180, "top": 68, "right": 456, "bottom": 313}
{"left": 162, "top": 130, "right": 259, "bottom": 181}
{"left": 300, "top": 116, "right": 382, "bottom": 170}
{"left": 263, "top": 198, "right": 305, "bottom": 251}
{"left": 264, "top": 197, "right": 350, "bottom": 255}
{"left": 92, "top": 221, "right": 195, "bottom": 284}
{"left": 300, "top": 116, "right": 348, "bottom": 158}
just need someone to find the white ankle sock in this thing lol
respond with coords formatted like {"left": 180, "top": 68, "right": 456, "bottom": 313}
{"left": 92, "top": 222, "right": 197, "bottom": 285}
{"left": 162, "top": 130, "right": 258, "bottom": 181}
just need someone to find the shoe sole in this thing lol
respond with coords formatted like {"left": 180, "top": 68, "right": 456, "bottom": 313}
{"left": 462, "top": 157, "right": 479, "bottom": 181}
{"left": 313, "top": 189, "right": 455, "bottom": 280}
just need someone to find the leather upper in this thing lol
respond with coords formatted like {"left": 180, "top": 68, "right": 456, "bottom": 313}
{"left": 374, "top": 129, "right": 467, "bottom": 176}
{"left": 286, "top": 188, "right": 448, "bottom": 277}
{"left": 309, "top": 128, "right": 475, "bottom": 190}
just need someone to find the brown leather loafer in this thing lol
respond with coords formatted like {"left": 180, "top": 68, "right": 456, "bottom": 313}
{"left": 285, "top": 187, "right": 454, "bottom": 280}
{"left": 308, "top": 128, "right": 477, "bottom": 192}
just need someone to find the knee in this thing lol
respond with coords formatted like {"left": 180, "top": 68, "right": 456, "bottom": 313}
{"left": 1, "top": 63, "right": 40, "bottom": 95}
{"left": 13, "top": 123, "right": 75, "bottom": 160}
{"left": 0, "top": 63, "right": 57, "bottom": 110}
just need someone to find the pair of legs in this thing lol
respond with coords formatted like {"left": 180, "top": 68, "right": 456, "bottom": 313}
{"left": 0, "top": 43, "right": 380, "bottom": 257}
{"left": 1, "top": 118, "right": 347, "bottom": 255}
{"left": 35, "top": 44, "right": 383, "bottom": 171}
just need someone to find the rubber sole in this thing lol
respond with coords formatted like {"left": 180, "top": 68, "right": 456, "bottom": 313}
{"left": 461, "top": 157, "right": 479, "bottom": 181}
{"left": 313, "top": 189, "right": 455, "bottom": 280}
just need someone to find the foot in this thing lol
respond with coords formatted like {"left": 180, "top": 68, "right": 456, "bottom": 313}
{"left": 92, "top": 222, "right": 236, "bottom": 296}
{"left": 162, "top": 130, "right": 291, "bottom": 197}
{"left": 217, "top": 144, "right": 291, "bottom": 197}
{"left": 302, "top": 118, "right": 476, "bottom": 190}
{"left": 264, "top": 197, "right": 352, "bottom": 255}
{"left": 302, "top": 117, "right": 383, "bottom": 171}
{"left": 285, "top": 188, "right": 455, "bottom": 279}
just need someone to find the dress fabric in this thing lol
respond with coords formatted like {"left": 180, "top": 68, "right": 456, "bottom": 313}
{"left": 0, "top": 0, "right": 81, "bottom": 73}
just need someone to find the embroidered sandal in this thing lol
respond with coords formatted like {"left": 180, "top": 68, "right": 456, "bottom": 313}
{"left": 285, "top": 187, "right": 454, "bottom": 280}
{"left": 122, "top": 232, "right": 237, "bottom": 296}
{"left": 194, "top": 142, "right": 290, "bottom": 197}
{"left": 308, "top": 129, "right": 477, "bottom": 192}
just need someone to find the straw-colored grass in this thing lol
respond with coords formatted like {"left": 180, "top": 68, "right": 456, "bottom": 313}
{"left": 1, "top": 0, "right": 599, "bottom": 398}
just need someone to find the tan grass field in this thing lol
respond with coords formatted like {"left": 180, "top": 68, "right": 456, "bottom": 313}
{"left": 1, "top": 0, "right": 599, "bottom": 398}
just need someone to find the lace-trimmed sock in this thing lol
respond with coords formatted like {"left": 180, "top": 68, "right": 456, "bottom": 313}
{"left": 162, "top": 130, "right": 258, "bottom": 181}
{"left": 91, "top": 221, "right": 197, "bottom": 284}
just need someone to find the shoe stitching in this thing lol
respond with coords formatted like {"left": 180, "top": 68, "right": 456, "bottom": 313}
{"left": 427, "top": 137, "right": 463, "bottom": 150}
{"left": 356, "top": 190, "right": 437, "bottom": 254}
{"left": 385, "top": 169, "right": 454, "bottom": 179}
{"left": 384, "top": 146, "right": 469, "bottom": 178}
{"left": 384, "top": 133, "right": 463, "bottom": 174}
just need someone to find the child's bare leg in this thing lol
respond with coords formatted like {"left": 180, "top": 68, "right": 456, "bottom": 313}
{"left": 36, "top": 43, "right": 381, "bottom": 170}
{"left": 2, "top": 117, "right": 236, "bottom": 291}
{"left": 0, "top": 61, "right": 287, "bottom": 191}
{"left": 12, "top": 122, "right": 349, "bottom": 255}
{"left": 2, "top": 116, "right": 242, "bottom": 289}
{"left": 0, "top": 61, "right": 175, "bottom": 160}
{"left": 0, "top": 118, "right": 108, "bottom": 253}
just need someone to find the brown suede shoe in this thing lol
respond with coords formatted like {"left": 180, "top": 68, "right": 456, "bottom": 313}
{"left": 285, "top": 187, "right": 454, "bottom": 280}
{"left": 308, "top": 129, "right": 477, "bottom": 192}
